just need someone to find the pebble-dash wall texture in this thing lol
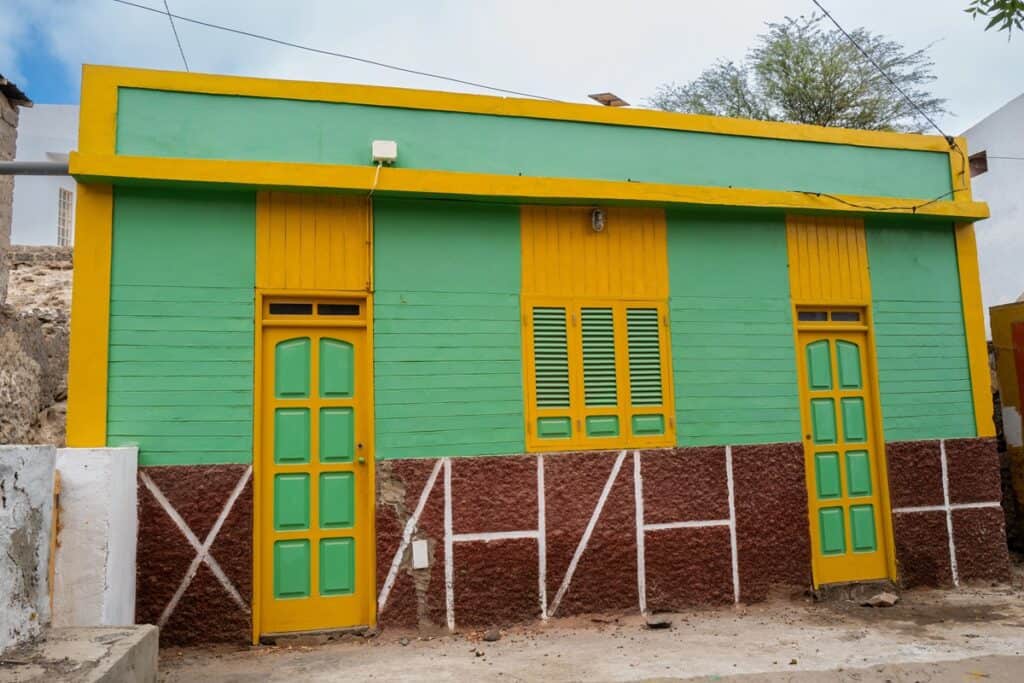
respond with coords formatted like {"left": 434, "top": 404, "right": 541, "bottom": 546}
{"left": 135, "top": 437, "right": 1006, "bottom": 644}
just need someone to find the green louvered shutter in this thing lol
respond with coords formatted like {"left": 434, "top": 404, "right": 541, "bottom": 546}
{"left": 626, "top": 308, "right": 663, "bottom": 405}
{"left": 532, "top": 307, "right": 573, "bottom": 440}
{"left": 581, "top": 307, "right": 617, "bottom": 406}
{"left": 626, "top": 307, "right": 667, "bottom": 437}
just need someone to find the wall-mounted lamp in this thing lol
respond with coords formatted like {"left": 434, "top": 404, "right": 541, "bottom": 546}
{"left": 591, "top": 208, "right": 606, "bottom": 232}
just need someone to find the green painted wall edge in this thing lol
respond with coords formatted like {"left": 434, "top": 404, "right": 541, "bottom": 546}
{"left": 666, "top": 212, "right": 801, "bottom": 446}
{"left": 106, "top": 187, "right": 256, "bottom": 466}
{"left": 866, "top": 221, "right": 976, "bottom": 441}
{"left": 116, "top": 88, "right": 952, "bottom": 201}
{"left": 373, "top": 198, "right": 525, "bottom": 460}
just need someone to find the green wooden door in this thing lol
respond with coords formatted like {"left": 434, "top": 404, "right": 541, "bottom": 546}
{"left": 799, "top": 330, "right": 889, "bottom": 586}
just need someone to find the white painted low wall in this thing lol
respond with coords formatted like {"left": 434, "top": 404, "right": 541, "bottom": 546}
{"left": 0, "top": 445, "right": 56, "bottom": 653}
{"left": 52, "top": 447, "right": 138, "bottom": 627}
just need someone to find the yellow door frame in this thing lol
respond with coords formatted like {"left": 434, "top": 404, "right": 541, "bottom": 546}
{"left": 251, "top": 290, "right": 376, "bottom": 643}
{"left": 792, "top": 305, "right": 897, "bottom": 588}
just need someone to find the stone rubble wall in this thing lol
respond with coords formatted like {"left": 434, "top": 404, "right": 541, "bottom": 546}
{"left": 1, "top": 246, "right": 71, "bottom": 446}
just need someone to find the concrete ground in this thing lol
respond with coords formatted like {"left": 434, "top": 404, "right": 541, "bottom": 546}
{"left": 160, "top": 585, "right": 1024, "bottom": 682}
{"left": 0, "top": 625, "right": 158, "bottom": 682}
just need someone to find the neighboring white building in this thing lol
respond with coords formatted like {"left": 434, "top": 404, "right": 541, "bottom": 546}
{"left": 963, "top": 94, "right": 1024, "bottom": 328}
{"left": 11, "top": 104, "right": 78, "bottom": 245}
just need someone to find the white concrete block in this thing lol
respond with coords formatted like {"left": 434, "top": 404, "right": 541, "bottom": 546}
{"left": 0, "top": 445, "right": 56, "bottom": 653}
{"left": 53, "top": 447, "right": 138, "bottom": 628}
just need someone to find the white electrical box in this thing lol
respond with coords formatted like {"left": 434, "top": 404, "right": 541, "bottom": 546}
{"left": 371, "top": 139, "right": 398, "bottom": 165}
{"left": 411, "top": 539, "right": 430, "bottom": 569}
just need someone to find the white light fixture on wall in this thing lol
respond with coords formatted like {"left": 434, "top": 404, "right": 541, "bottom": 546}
{"left": 591, "top": 208, "right": 606, "bottom": 232}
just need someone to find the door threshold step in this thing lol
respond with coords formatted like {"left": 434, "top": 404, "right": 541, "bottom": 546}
{"left": 261, "top": 625, "right": 377, "bottom": 647}
{"left": 813, "top": 580, "right": 899, "bottom": 603}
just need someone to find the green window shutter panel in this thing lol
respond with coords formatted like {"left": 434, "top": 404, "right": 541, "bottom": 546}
{"left": 532, "top": 307, "right": 570, "bottom": 408}
{"left": 627, "top": 308, "right": 663, "bottom": 406}
{"left": 581, "top": 307, "right": 617, "bottom": 406}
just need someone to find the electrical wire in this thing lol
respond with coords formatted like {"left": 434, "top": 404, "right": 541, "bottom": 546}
{"left": 110, "top": 0, "right": 559, "bottom": 101}
{"left": 987, "top": 155, "right": 1024, "bottom": 161}
{"left": 810, "top": 1, "right": 975, "bottom": 200}
{"left": 810, "top": 0, "right": 952, "bottom": 142}
{"left": 162, "top": 0, "right": 189, "bottom": 72}
{"left": 794, "top": 189, "right": 956, "bottom": 213}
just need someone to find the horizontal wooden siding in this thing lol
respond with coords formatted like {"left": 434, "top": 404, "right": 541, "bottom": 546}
{"left": 106, "top": 188, "right": 256, "bottom": 466}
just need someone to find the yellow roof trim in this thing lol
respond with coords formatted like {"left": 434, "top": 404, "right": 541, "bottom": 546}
{"left": 80, "top": 64, "right": 955, "bottom": 154}
{"left": 69, "top": 152, "right": 989, "bottom": 221}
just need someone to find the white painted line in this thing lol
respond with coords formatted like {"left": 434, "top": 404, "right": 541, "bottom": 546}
{"left": 444, "top": 458, "right": 455, "bottom": 631}
{"left": 633, "top": 450, "right": 647, "bottom": 616}
{"left": 643, "top": 519, "right": 730, "bottom": 532}
{"left": 547, "top": 450, "right": 627, "bottom": 618}
{"left": 726, "top": 445, "right": 740, "bottom": 604}
{"left": 941, "top": 439, "right": 960, "bottom": 587}
{"left": 893, "top": 501, "right": 1000, "bottom": 514}
{"left": 142, "top": 466, "right": 252, "bottom": 628}
{"left": 537, "top": 454, "right": 548, "bottom": 620}
{"left": 377, "top": 458, "right": 443, "bottom": 612}
{"left": 452, "top": 530, "right": 540, "bottom": 543}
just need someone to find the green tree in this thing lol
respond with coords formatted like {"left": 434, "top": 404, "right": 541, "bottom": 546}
{"left": 966, "top": 0, "right": 1024, "bottom": 37}
{"left": 649, "top": 14, "right": 946, "bottom": 133}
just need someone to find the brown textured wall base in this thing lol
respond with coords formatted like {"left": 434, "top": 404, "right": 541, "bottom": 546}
{"left": 376, "top": 444, "right": 812, "bottom": 629}
{"left": 136, "top": 464, "right": 252, "bottom": 645}
{"left": 133, "top": 437, "right": 1008, "bottom": 643}
{"left": 887, "top": 438, "right": 1009, "bottom": 588}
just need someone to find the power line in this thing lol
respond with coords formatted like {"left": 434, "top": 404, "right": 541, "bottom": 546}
{"left": 810, "top": 0, "right": 953, "bottom": 145}
{"left": 162, "top": 0, "right": 189, "bottom": 72}
{"left": 110, "top": 0, "right": 559, "bottom": 101}
{"left": 987, "top": 155, "right": 1024, "bottom": 161}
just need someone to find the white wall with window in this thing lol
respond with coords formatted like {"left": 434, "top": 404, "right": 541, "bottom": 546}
{"left": 11, "top": 104, "right": 79, "bottom": 245}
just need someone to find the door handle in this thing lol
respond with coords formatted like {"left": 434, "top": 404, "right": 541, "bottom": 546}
{"left": 357, "top": 442, "right": 366, "bottom": 465}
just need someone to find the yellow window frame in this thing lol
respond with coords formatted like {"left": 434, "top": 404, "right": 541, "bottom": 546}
{"left": 522, "top": 296, "right": 676, "bottom": 452}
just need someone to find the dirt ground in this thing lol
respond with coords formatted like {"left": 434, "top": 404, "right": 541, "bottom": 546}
{"left": 160, "top": 583, "right": 1024, "bottom": 682}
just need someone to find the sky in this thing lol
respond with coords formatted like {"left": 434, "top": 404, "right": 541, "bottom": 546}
{"left": 1, "top": 0, "right": 1022, "bottom": 133}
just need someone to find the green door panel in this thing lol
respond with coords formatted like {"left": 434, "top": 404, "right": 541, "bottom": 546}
{"left": 632, "top": 414, "right": 666, "bottom": 436}
{"left": 811, "top": 398, "right": 837, "bottom": 444}
{"left": 585, "top": 415, "right": 620, "bottom": 437}
{"left": 581, "top": 308, "right": 617, "bottom": 407}
{"left": 537, "top": 416, "right": 572, "bottom": 439}
{"left": 276, "top": 338, "right": 311, "bottom": 398}
{"left": 320, "top": 538, "right": 355, "bottom": 596}
{"left": 841, "top": 398, "right": 867, "bottom": 442}
{"left": 849, "top": 504, "right": 877, "bottom": 552}
{"left": 273, "top": 539, "right": 311, "bottom": 598}
{"left": 320, "top": 338, "right": 354, "bottom": 398}
{"left": 806, "top": 341, "right": 832, "bottom": 390}
{"left": 274, "top": 474, "right": 310, "bottom": 531}
{"left": 319, "top": 472, "right": 355, "bottom": 529}
{"left": 320, "top": 407, "right": 354, "bottom": 462}
{"left": 819, "top": 507, "right": 846, "bottom": 555}
{"left": 846, "top": 450, "right": 872, "bottom": 497}
{"left": 274, "top": 408, "right": 310, "bottom": 464}
{"left": 835, "top": 341, "right": 862, "bottom": 389}
{"left": 814, "top": 452, "right": 842, "bottom": 499}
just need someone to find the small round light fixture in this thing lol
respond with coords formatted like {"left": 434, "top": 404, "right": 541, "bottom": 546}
{"left": 591, "top": 208, "right": 606, "bottom": 232}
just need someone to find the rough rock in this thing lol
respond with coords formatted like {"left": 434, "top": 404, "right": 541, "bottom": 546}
{"left": 0, "top": 246, "right": 71, "bottom": 446}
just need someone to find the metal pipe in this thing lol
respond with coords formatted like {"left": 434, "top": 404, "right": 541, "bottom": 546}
{"left": 0, "top": 161, "right": 70, "bottom": 175}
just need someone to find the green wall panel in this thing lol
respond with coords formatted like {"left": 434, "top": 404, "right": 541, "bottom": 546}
{"left": 106, "top": 187, "right": 256, "bottom": 466}
{"left": 667, "top": 214, "right": 801, "bottom": 445}
{"left": 117, "top": 89, "right": 951, "bottom": 200}
{"left": 373, "top": 199, "right": 524, "bottom": 459}
{"left": 867, "top": 223, "right": 975, "bottom": 440}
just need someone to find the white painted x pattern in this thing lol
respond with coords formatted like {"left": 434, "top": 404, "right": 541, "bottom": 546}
{"left": 140, "top": 466, "right": 252, "bottom": 627}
